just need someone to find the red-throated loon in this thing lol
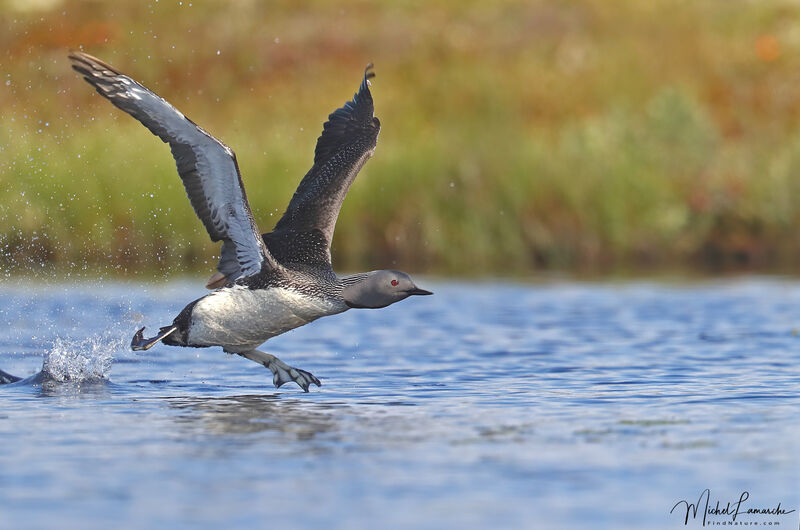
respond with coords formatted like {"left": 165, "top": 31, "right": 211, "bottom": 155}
{"left": 69, "top": 51, "right": 431, "bottom": 392}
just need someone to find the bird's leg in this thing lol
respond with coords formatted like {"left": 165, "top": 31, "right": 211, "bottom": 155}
{"left": 131, "top": 326, "right": 177, "bottom": 351}
{"left": 0, "top": 369, "right": 21, "bottom": 384}
{"left": 236, "top": 350, "right": 321, "bottom": 392}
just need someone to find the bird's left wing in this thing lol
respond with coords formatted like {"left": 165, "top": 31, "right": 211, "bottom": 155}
{"left": 270, "top": 65, "right": 380, "bottom": 266}
{"left": 69, "top": 51, "right": 277, "bottom": 283}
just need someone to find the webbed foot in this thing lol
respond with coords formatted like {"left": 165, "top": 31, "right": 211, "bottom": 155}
{"left": 0, "top": 369, "right": 21, "bottom": 384}
{"left": 237, "top": 350, "right": 321, "bottom": 392}
{"left": 131, "top": 326, "right": 176, "bottom": 351}
{"left": 269, "top": 361, "right": 321, "bottom": 392}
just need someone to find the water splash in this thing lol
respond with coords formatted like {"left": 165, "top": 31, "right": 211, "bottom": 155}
{"left": 40, "top": 333, "right": 123, "bottom": 383}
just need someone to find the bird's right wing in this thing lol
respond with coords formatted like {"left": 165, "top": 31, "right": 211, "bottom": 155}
{"left": 69, "top": 51, "right": 277, "bottom": 283}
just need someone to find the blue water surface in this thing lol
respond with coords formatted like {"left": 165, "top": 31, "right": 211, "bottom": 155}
{"left": 0, "top": 278, "right": 798, "bottom": 529}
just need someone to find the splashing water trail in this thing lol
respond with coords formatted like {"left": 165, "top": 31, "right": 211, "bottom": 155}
{"left": 40, "top": 333, "right": 124, "bottom": 383}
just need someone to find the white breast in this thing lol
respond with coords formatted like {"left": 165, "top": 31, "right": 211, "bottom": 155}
{"left": 186, "top": 285, "right": 346, "bottom": 352}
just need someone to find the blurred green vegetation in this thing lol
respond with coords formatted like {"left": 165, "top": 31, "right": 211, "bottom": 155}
{"left": 4, "top": 0, "right": 800, "bottom": 279}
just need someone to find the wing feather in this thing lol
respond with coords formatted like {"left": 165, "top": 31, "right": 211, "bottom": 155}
{"left": 69, "top": 51, "right": 276, "bottom": 281}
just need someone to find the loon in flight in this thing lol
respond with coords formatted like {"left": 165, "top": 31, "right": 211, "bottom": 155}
{"left": 69, "top": 51, "right": 431, "bottom": 391}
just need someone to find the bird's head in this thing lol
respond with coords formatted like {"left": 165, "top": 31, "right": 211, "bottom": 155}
{"left": 343, "top": 270, "right": 432, "bottom": 309}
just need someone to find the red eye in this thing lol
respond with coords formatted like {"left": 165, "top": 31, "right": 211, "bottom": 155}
{"left": 391, "top": 279, "right": 398, "bottom": 286}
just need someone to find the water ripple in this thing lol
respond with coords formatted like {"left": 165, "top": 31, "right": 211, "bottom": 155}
{"left": 0, "top": 279, "right": 798, "bottom": 529}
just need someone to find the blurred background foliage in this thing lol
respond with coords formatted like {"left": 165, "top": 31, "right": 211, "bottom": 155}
{"left": 4, "top": 0, "right": 800, "bottom": 279}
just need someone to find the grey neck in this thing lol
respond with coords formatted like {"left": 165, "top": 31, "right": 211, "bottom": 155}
{"left": 340, "top": 272, "right": 371, "bottom": 286}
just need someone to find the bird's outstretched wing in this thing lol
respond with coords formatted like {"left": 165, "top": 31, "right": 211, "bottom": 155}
{"left": 69, "top": 51, "right": 277, "bottom": 283}
{"left": 270, "top": 65, "right": 380, "bottom": 266}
